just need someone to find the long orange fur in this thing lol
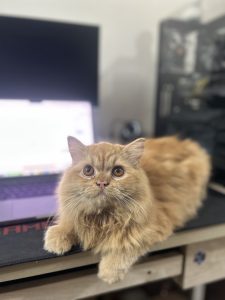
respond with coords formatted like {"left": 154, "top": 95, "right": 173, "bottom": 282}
{"left": 44, "top": 136, "right": 211, "bottom": 284}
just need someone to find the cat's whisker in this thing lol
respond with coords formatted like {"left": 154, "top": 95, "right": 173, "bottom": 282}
{"left": 113, "top": 193, "right": 140, "bottom": 222}
{"left": 113, "top": 187, "right": 146, "bottom": 216}
{"left": 62, "top": 197, "right": 83, "bottom": 214}
{"left": 111, "top": 190, "right": 134, "bottom": 213}
{"left": 114, "top": 195, "right": 133, "bottom": 213}
{"left": 120, "top": 190, "right": 145, "bottom": 211}
{"left": 44, "top": 213, "right": 58, "bottom": 231}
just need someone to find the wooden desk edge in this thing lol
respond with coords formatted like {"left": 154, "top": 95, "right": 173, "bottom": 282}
{"left": 1, "top": 223, "right": 225, "bottom": 283}
{"left": 0, "top": 252, "right": 183, "bottom": 300}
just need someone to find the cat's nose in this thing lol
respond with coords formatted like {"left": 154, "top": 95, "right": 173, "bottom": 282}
{"left": 96, "top": 180, "right": 109, "bottom": 190}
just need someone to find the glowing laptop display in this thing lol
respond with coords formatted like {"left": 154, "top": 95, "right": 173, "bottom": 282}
{"left": 0, "top": 100, "right": 94, "bottom": 178}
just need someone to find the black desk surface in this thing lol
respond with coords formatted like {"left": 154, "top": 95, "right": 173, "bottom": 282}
{"left": 0, "top": 190, "right": 225, "bottom": 268}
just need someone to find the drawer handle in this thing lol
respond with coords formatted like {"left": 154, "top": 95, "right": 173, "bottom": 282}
{"left": 194, "top": 251, "right": 206, "bottom": 265}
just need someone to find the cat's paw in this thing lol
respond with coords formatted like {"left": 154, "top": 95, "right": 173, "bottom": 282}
{"left": 44, "top": 225, "right": 73, "bottom": 255}
{"left": 98, "top": 266, "right": 126, "bottom": 284}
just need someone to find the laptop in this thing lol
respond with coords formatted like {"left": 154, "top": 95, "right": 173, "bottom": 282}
{"left": 0, "top": 100, "right": 94, "bottom": 225}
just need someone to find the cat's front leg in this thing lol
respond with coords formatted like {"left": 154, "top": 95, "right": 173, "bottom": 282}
{"left": 98, "top": 250, "right": 141, "bottom": 284}
{"left": 44, "top": 218, "right": 76, "bottom": 255}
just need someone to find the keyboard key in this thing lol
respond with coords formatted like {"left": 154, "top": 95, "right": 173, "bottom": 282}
{"left": 0, "top": 177, "right": 58, "bottom": 200}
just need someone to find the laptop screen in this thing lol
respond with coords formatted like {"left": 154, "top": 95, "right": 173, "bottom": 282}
{"left": 0, "top": 100, "right": 94, "bottom": 178}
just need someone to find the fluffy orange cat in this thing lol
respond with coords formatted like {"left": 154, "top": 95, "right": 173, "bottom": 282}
{"left": 44, "top": 136, "right": 211, "bottom": 284}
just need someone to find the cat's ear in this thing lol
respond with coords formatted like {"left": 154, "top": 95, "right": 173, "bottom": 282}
{"left": 67, "top": 136, "right": 87, "bottom": 164}
{"left": 122, "top": 138, "right": 145, "bottom": 166}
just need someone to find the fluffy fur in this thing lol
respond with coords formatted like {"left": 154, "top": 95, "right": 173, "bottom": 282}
{"left": 44, "top": 136, "right": 211, "bottom": 284}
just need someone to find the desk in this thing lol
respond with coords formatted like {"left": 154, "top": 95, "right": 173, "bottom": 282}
{"left": 1, "top": 223, "right": 225, "bottom": 300}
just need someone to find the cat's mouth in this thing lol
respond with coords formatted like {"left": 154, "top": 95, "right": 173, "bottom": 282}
{"left": 88, "top": 187, "right": 111, "bottom": 201}
{"left": 93, "top": 188, "right": 110, "bottom": 200}
{"left": 97, "top": 189, "right": 107, "bottom": 196}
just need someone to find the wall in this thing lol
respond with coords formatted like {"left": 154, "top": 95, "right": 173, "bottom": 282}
{"left": 0, "top": 0, "right": 193, "bottom": 139}
{"left": 201, "top": 0, "right": 225, "bottom": 23}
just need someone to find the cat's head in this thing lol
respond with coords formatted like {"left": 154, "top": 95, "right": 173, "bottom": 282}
{"left": 59, "top": 136, "right": 149, "bottom": 215}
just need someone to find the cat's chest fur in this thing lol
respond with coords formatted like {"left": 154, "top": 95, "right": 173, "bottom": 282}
{"left": 76, "top": 208, "right": 125, "bottom": 250}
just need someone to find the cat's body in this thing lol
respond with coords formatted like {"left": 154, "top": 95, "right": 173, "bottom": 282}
{"left": 44, "top": 136, "right": 211, "bottom": 284}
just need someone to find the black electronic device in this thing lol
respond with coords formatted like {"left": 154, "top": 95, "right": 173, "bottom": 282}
{"left": 155, "top": 14, "right": 225, "bottom": 180}
{"left": 0, "top": 16, "right": 99, "bottom": 104}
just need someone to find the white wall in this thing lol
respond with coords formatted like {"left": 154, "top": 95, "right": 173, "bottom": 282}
{"left": 201, "top": 0, "right": 225, "bottom": 23}
{"left": 0, "top": 0, "right": 192, "bottom": 139}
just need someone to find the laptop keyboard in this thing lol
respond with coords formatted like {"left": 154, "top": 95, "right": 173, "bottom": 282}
{"left": 0, "top": 176, "right": 59, "bottom": 200}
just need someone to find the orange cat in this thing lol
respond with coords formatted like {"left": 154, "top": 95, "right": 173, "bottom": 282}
{"left": 44, "top": 136, "right": 211, "bottom": 284}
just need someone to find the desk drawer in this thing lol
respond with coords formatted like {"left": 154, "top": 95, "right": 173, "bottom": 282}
{"left": 180, "top": 237, "right": 225, "bottom": 289}
{"left": 0, "top": 252, "right": 182, "bottom": 300}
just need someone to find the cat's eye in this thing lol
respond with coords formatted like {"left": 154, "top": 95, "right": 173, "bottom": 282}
{"left": 112, "top": 166, "right": 125, "bottom": 177}
{"left": 83, "top": 165, "right": 95, "bottom": 177}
